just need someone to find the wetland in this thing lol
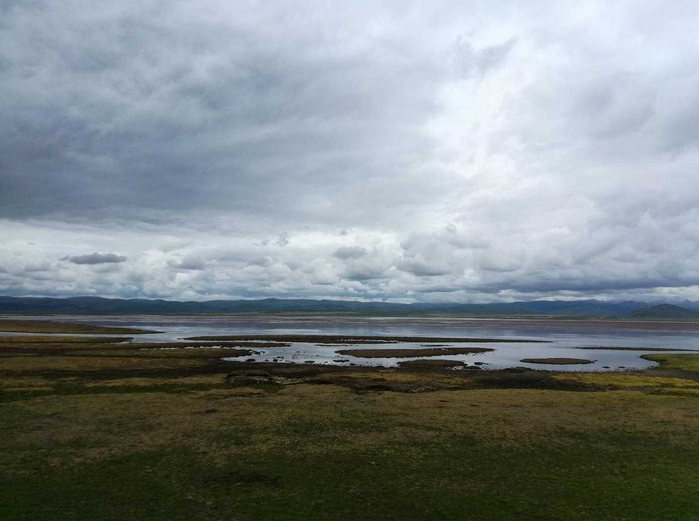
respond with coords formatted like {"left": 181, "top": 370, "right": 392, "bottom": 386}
{"left": 1, "top": 315, "right": 699, "bottom": 520}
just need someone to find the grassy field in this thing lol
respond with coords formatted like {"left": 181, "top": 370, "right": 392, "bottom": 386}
{"left": 1, "top": 322, "right": 698, "bottom": 520}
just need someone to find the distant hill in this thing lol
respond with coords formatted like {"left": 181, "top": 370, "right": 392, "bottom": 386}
{"left": 630, "top": 304, "right": 699, "bottom": 320}
{"left": 0, "top": 295, "right": 659, "bottom": 316}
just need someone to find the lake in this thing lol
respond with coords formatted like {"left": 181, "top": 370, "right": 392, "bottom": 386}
{"left": 7, "top": 314, "right": 699, "bottom": 372}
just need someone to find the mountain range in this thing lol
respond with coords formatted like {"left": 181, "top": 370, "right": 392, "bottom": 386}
{"left": 2, "top": 296, "right": 699, "bottom": 318}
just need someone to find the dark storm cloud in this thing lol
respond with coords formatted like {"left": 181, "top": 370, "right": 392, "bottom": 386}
{"left": 0, "top": 0, "right": 443, "bottom": 227}
{"left": 64, "top": 253, "right": 127, "bottom": 265}
{"left": 2, "top": 1, "right": 699, "bottom": 302}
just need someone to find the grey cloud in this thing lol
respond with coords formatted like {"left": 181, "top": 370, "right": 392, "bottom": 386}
{"left": 397, "top": 256, "right": 451, "bottom": 277}
{"left": 22, "top": 262, "right": 53, "bottom": 273}
{"left": 342, "top": 269, "right": 384, "bottom": 282}
{"left": 276, "top": 233, "right": 290, "bottom": 247}
{"left": 64, "top": 252, "right": 127, "bottom": 265}
{"left": 452, "top": 36, "right": 517, "bottom": 79}
{"left": 341, "top": 262, "right": 390, "bottom": 282}
{"left": 332, "top": 246, "right": 367, "bottom": 260}
{"left": 248, "top": 257, "right": 272, "bottom": 268}
{"left": 168, "top": 256, "right": 207, "bottom": 271}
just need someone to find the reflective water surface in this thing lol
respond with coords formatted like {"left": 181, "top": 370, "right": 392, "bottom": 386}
{"left": 7, "top": 314, "right": 699, "bottom": 371}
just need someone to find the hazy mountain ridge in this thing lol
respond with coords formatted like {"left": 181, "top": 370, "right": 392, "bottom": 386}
{"left": 3, "top": 295, "right": 698, "bottom": 317}
{"left": 630, "top": 304, "right": 699, "bottom": 319}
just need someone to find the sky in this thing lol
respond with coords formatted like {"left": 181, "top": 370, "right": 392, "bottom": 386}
{"left": 2, "top": 0, "right": 699, "bottom": 303}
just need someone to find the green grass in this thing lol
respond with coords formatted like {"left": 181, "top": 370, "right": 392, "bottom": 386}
{"left": 643, "top": 353, "right": 699, "bottom": 372}
{"left": 2, "top": 377, "right": 699, "bottom": 520}
{"left": 1, "top": 395, "right": 698, "bottom": 521}
{"left": 1, "top": 328, "right": 699, "bottom": 520}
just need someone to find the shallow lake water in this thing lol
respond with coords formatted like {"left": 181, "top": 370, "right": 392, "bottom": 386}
{"left": 5, "top": 314, "right": 699, "bottom": 372}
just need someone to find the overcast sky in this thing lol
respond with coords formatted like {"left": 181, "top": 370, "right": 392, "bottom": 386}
{"left": 2, "top": 0, "right": 699, "bottom": 303}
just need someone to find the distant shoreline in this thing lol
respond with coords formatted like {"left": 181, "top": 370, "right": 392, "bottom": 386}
{"left": 3, "top": 312, "right": 699, "bottom": 330}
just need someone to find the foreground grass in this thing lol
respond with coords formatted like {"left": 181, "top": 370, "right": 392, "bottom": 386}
{"left": 0, "top": 326, "right": 698, "bottom": 520}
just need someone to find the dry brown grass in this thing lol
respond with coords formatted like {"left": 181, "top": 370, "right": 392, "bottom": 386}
{"left": 83, "top": 374, "right": 227, "bottom": 387}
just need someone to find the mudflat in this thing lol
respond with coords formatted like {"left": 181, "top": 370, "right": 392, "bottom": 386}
{"left": 0, "top": 319, "right": 159, "bottom": 335}
{"left": 185, "top": 334, "right": 546, "bottom": 343}
{"left": 397, "top": 359, "right": 467, "bottom": 368}
{"left": 336, "top": 347, "right": 493, "bottom": 358}
{"left": 521, "top": 357, "right": 595, "bottom": 365}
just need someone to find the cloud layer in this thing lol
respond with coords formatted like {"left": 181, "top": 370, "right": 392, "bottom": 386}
{"left": 2, "top": 1, "right": 699, "bottom": 302}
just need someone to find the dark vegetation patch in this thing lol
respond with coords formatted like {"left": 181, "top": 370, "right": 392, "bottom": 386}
{"left": 398, "top": 360, "right": 466, "bottom": 368}
{"left": 0, "top": 355, "right": 608, "bottom": 395}
{"left": 336, "top": 347, "right": 494, "bottom": 358}
{"left": 221, "top": 363, "right": 605, "bottom": 394}
{"left": 204, "top": 469, "right": 280, "bottom": 488}
{"left": 226, "top": 370, "right": 304, "bottom": 386}
{"left": 0, "top": 319, "right": 158, "bottom": 334}
{"left": 0, "top": 360, "right": 233, "bottom": 382}
{"left": 521, "top": 358, "right": 595, "bottom": 365}
{"left": 223, "top": 365, "right": 452, "bottom": 393}
{"left": 0, "top": 382, "right": 230, "bottom": 404}
{"left": 185, "top": 334, "right": 546, "bottom": 344}
{"left": 0, "top": 360, "right": 358, "bottom": 386}
{"left": 225, "top": 362, "right": 358, "bottom": 380}
{"left": 476, "top": 370, "right": 600, "bottom": 392}
{"left": 346, "top": 379, "right": 441, "bottom": 393}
